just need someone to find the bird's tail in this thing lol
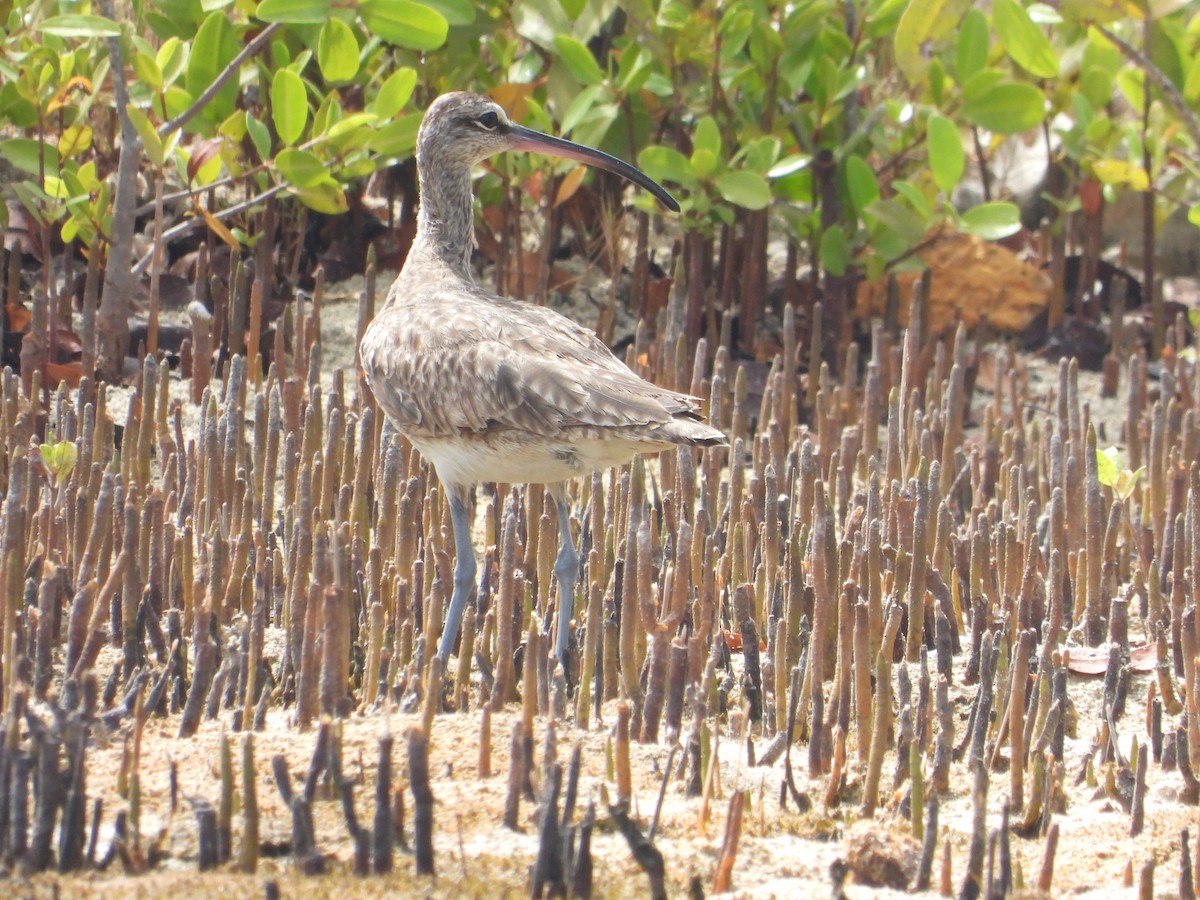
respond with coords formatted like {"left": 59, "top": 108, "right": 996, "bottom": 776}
{"left": 660, "top": 417, "right": 727, "bottom": 448}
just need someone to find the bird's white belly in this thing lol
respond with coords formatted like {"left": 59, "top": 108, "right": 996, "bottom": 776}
{"left": 409, "top": 432, "right": 664, "bottom": 487}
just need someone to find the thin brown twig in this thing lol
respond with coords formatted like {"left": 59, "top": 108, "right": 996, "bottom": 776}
{"left": 157, "top": 23, "right": 283, "bottom": 139}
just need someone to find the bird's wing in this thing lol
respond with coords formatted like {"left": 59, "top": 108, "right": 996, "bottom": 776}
{"left": 360, "top": 288, "right": 704, "bottom": 438}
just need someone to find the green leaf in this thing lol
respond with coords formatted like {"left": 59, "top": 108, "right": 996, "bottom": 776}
{"left": 60, "top": 169, "right": 88, "bottom": 200}
{"left": 955, "top": 9, "right": 989, "bottom": 84}
{"left": 1185, "top": 53, "right": 1200, "bottom": 105}
{"left": 1091, "top": 159, "right": 1149, "bottom": 191}
{"left": 992, "top": 0, "right": 1058, "bottom": 79}
{"left": 958, "top": 201, "right": 1021, "bottom": 240}
{"left": 271, "top": 68, "right": 308, "bottom": 145}
{"left": 334, "top": 158, "right": 372, "bottom": 180}
{"left": 222, "top": 110, "right": 250, "bottom": 142}
{"left": 715, "top": 170, "right": 771, "bottom": 210}
{"left": 554, "top": 34, "right": 605, "bottom": 86}
{"left": 39, "top": 440, "right": 77, "bottom": 486}
{"left": 690, "top": 148, "right": 718, "bottom": 180}
{"left": 1081, "top": 65, "right": 1115, "bottom": 110}
{"left": 926, "top": 114, "right": 964, "bottom": 194}
{"left": 657, "top": 0, "right": 690, "bottom": 28}
{"left": 1114, "top": 466, "right": 1145, "bottom": 501}
{"left": 39, "top": 14, "right": 121, "bottom": 37}
{"left": 616, "top": 45, "right": 652, "bottom": 92}
{"left": 866, "top": 198, "right": 928, "bottom": 247}
{"left": 1061, "top": 0, "right": 1126, "bottom": 23}
{"left": 163, "top": 85, "right": 194, "bottom": 123}
{"left": 186, "top": 12, "right": 239, "bottom": 125}
{"left": 962, "top": 82, "right": 1045, "bottom": 133}
{"left": 368, "top": 114, "right": 420, "bottom": 157}
{"left": 190, "top": 146, "right": 222, "bottom": 185}
{"left": 312, "top": 91, "right": 342, "bottom": 137}
{"left": 743, "top": 137, "right": 781, "bottom": 175}
{"left": 1027, "top": 3, "right": 1062, "bottom": 24}
{"left": 421, "top": 0, "right": 475, "bottom": 25}
{"left": 892, "top": 180, "right": 933, "bottom": 219}
{"left": 561, "top": 85, "right": 605, "bottom": 137}
{"left": 256, "top": 0, "right": 331, "bottom": 23}
{"left": 126, "top": 106, "right": 166, "bottom": 167}
{"left": 1189, "top": 203, "right": 1200, "bottom": 227}
{"left": 929, "top": 58, "right": 946, "bottom": 106}
{"left": 0, "top": 139, "right": 60, "bottom": 176}
{"left": 360, "top": 0, "right": 448, "bottom": 51}
{"left": 375, "top": 67, "right": 417, "bottom": 119}
{"left": 42, "top": 176, "right": 71, "bottom": 201}
{"left": 1095, "top": 446, "right": 1120, "bottom": 487}
{"left": 157, "top": 38, "right": 186, "bottom": 84}
{"left": 820, "top": 226, "right": 850, "bottom": 276}
{"left": 72, "top": 162, "right": 99, "bottom": 193}
{"left": 558, "top": 0, "right": 585, "bottom": 19}
{"left": 327, "top": 112, "right": 378, "bottom": 141}
{"left": 776, "top": 173, "right": 814, "bottom": 205}
{"left": 60, "top": 218, "right": 81, "bottom": 245}
{"left": 133, "top": 51, "right": 164, "bottom": 91}
{"left": 845, "top": 155, "right": 879, "bottom": 216}
{"left": 290, "top": 181, "right": 349, "bottom": 214}
{"left": 0, "top": 83, "right": 38, "bottom": 129}
{"left": 275, "top": 148, "right": 330, "bottom": 187}
{"left": 894, "top": 0, "right": 971, "bottom": 83}
{"left": 145, "top": 11, "right": 183, "bottom": 40}
{"left": 562, "top": 101, "right": 615, "bottom": 151}
{"left": 245, "top": 113, "right": 272, "bottom": 161}
{"left": 768, "top": 154, "right": 808, "bottom": 178}
{"left": 11, "top": 181, "right": 57, "bottom": 227}
{"left": 962, "top": 69, "right": 1005, "bottom": 102}
{"left": 318, "top": 18, "right": 359, "bottom": 82}
{"left": 637, "top": 145, "right": 696, "bottom": 187}
{"left": 1115, "top": 67, "right": 1144, "bottom": 113}
{"left": 693, "top": 115, "right": 721, "bottom": 158}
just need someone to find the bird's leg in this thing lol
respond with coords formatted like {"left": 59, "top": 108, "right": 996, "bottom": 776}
{"left": 437, "top": 486, "right": 478, "bottom": 664}
{"left": 549, "top": 483, "right": 580, "bottom": 663}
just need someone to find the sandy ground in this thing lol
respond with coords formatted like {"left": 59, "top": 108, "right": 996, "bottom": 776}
{"left": 8, "top": 640, "right": 1193, "bottom": 900}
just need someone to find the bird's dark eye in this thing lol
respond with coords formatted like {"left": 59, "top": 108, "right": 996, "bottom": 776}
{"left": 477, "top": 110, "right": 500, "bottom": 130}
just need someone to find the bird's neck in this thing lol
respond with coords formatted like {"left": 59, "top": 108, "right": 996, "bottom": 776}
{"left": 408, "top": 163, "right": 475, "bottom": 282}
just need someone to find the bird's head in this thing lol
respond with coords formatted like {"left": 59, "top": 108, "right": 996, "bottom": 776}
{"left": 416, "top": 91, "right": 679, "bottom": 212}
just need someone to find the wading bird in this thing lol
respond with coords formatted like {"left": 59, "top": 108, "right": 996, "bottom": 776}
{"left": 360, "top": 92, "right": 725, "bottom": 668}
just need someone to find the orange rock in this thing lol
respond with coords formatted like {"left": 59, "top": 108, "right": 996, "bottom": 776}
{"left": 857, "top": 231, "right": 1051, "bottom": 335}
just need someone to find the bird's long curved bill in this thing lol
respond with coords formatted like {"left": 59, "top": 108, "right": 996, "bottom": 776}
{"left": 509, "top": 125, "right": 680, "bottom": 213}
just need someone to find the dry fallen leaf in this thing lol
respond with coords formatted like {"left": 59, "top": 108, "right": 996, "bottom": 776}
{"left": 44, "top": 360, "right": 84, "bottom": 389}
{"left": 5, "top": 302, "right": 31, "bottom": 332}
{"left": 1064, "top": 642, "right": 1155, "bottom": 676}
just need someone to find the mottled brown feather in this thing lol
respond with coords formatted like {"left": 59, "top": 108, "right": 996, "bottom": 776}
{"left": 359, "top": 92, "right": 724, "bottom": 490}
{"left": 363, "top": 284, "right": 710, "bottom": 438}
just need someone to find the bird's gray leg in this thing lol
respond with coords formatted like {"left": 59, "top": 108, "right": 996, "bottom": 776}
{"left": 437, "top": 486, "right": 477, "bottom": 664}
{"left": 549, "top": 483, "right": 579, "bottom": 662}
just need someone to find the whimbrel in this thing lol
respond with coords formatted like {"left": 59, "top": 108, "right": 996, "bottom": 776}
{"left": 360, "top": 92, "right": 725, "bottom": 666}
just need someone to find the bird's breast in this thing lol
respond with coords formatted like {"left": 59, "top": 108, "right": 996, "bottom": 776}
{"left": 408, "top": 431, "right": 669, "bottom": 488}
